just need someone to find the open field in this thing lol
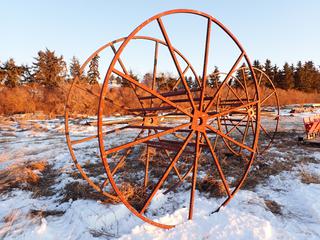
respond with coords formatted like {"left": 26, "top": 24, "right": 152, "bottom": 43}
{"left": 0, "top": 107, "right": 319, "bottom": 239}
{"left": 1, "top": 84, "right": 320, "bottom": 116}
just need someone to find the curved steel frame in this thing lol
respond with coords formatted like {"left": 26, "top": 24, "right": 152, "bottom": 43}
{"left": 96, "top": 9, "right": 261, "bottom": 229}
{"left": 65, "top": 35, "right": 200, "bottom": 202}
{"left": 215, "top": 67, "right": 280, "bottom": 156}
{"left": 240, "top": 67, "right": 280, "bottom": 154}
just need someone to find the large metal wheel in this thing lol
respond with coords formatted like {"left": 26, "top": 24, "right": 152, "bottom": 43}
{"left": 65, "top": 36, "right": 200, "bottom": 202}
{"left": 216, "top": 67, "right": 279, "bottom": 156}
{"left": 97, "top": 9, "right": 261, "bottom": 229}
{"left": 249, "top": 67, "right": 280, "bottom": 154}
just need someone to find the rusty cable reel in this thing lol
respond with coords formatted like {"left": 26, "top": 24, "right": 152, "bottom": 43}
{"left": 96, "top": 9, "right": 261, "bottom": 229}
{"left": 65, "top": 35, "right": 200, "bottom": 202}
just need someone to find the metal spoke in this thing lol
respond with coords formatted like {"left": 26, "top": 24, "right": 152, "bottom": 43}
{"left": 157, "top": 18, "right": 196, "bottom": 110}
{"left": 110, "top": 44, "right": 146, "bottom": 113}
{"left": 205, "top": 52, "right": 245, "bottom": 113}
{"left": 144, "top": 133, "right": 151, "bottom": 187}
{"left": 242, "top": 68, "right": 250, "bottom": 101}
{"left": 153, "top": 129, "right": 183, "bottom": 180}
{"left": 238, "top": 116, "right": 251, "bottom": 153}
{"left": 199, "top": 18, "right": 212, "bottom": 111}
{"left": 208, "top": 100, "right": 259, "bottom": 120}
{"left": 101, "top": 133, "right": 142, "bottom": 190}
{"left": 172, "top": 65, "right": 190, "bottom": 90}
{"left": 113, "top": 68, "right": 193, "bottom": 117}
{"left": 164, "top": 165, "right": 194, "bottom": 194}
{"left": 253, "top": 115, "right": 272, "bottom": 139}
{"left": 189, "top": 131, "right": 201, "bottom": 219}
{"left": 225, "top": 115, "right": 247, "bottom": 136}
{"left": 261, "top": 91, "right": 276, "bottom": 105}
{"left": 104, "top": 122, "right": 191, "bottom": 156}
{"left": 206, "top": 125, "right": 255, "bottom": 153}
{"left": 71, "top": 125, "right": 130, "bottom": 145}
{"left": 151, "top": 41, "right": 159, "bottom": 108}
{"left": 225, "top": 82, "right": 246, "bottom": 106}
{"left": 139, "top": 131, "right": 195, "bottom": 214}
{"left": 203, "top": 132, "right": 231, "bottom": 197}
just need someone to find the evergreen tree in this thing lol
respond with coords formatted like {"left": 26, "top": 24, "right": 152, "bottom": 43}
{"left": 294, "top": 61, "right": 303, "bottom": 89}
{"left": 142, "top": 73, "right": 153, "bottom": 87}
{"left": 87, "top": 55, "right": 100, "bottom": 85}
{"left": 33, "top": 49, "right": 67, "bottom": 88}
{"left": 21, "top": 65, "right": 34, "bottom": 84}
{"left": 271, "top": 64, "right": 280, "bottom": 88}
{"left": 253, "top": 60, "right": 263, "bottom": 70}
{"left": 299, "top": 61, "right": 318, "bottom": 92}
{"left": 186, "top": 76, "right": 194, "bottom": 89}
{"left": 120, "top": 70, "right": 138, "bottom": 87}
{"left": 0, "top": 62, "right": 6, "bottom": 85}
{"left": 207, "top": 66, "right": 220, "bottom": 88}
{"left": 115, "top": 76, "right": 122, "bottom": 85}
{"left": 235, "top": 63, "right": 249, "bottom": 88}
{"left": 70, "top": 56, "right": 85, "bottom": 81}
{"left": 156, "top": 73, "right": 166, "bottom": 90}
{"left": 1, "top": 58, "right": 25, "bottom": 87}
{"left": 278, "top": 62, "right": 294, "bottom": 90}
{"left": 263, "top": 59, "right": 273, "bottom": 80}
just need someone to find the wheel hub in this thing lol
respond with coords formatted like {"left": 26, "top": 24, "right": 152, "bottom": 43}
{"left": 191, "top": 110, "right": 208, "bottom": 132}
{"left": 143, "top": 115, "right": 159, "bottom": 126}
{"left": 247, "top": 107, "right": 255, "bottom": 118}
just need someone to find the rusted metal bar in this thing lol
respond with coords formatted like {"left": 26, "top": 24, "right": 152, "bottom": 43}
{"left": 128, "top": 106, "right": 176, "bottom": 112}
{"left": 139, "top": 131, "right": 195, "bottom": 214}
{"left": 146, "top": 141, "right": 194, "bottom": 154}
{"left": 139, "top": 88, "right": 201, "bottom": 100}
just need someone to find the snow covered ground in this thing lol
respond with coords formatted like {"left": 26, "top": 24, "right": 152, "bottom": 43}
{"left": 0, "top": 109, "right": 319, "bottom": 239}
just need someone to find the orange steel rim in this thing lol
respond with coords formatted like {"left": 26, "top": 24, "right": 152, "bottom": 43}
{"left": 97, "top": 9, "right": 261, "bottom": 229}
{"left": 65, "top": 35, "right": 200, "bottom": 202}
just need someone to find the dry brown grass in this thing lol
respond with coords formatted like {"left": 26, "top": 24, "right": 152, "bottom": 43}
{"left": 0, "top": 84, "right": 61, "bottom": 115}
{"left": 1, "top": 83, "right": 318, "bottom": 117}
{"left": 276, "top": 88, "right": 320, "bottom": 106}
{"left": 197, "top": 175, "right": 227, "bottom": 198}
{"left": 0, "top": 162, "right": 44, "bottom": 192}
{"left": 0, "top": 161, "right": 57, "bottom": 197}
{"left": 60, "top": 181, "right": 105, "bottom": 203}
{"left": 0, "top": 209, "right": 21, "bottom": 239}
{"left": 300, "top": 171, "right": 320, "bottom": 184}
{"left": 264, "top": 199, "right": 282, "bottom": 215}
{"left": 28, "top": 209, "right": 65, "bottom": 218}
{"left": 123, "top": 183, "right": 148, "bottom": 211}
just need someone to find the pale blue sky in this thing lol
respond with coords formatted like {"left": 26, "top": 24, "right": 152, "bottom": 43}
{"left": 1, "top": 0, "right": 320, "bottom": 73}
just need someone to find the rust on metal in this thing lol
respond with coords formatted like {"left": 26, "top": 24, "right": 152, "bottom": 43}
{"left": 64, "top": 9, "right": 280, "bottom": 229}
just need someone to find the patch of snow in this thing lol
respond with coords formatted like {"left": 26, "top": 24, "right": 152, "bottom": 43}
{"left": 1, "top": 115, "right": 320, "bottom": 239}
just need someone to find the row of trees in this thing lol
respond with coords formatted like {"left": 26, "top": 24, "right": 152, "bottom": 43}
{"left": 251, "top": 59, "right": 320, "bottom": 92}
{"left": 1, "top": 49, "right": 320, "bottom": 93}
{"left": 0, "top": 49, "right": 100, "bottom": 88}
